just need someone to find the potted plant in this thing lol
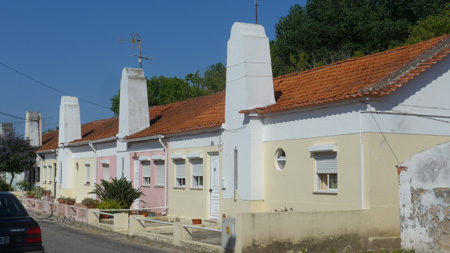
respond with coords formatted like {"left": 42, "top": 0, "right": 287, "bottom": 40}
{"left": 25, "top": 191, "right": 34, "bottom": 198}
{"left": 57, "top": 196, "right": 65, "bottom": 203}
{"left": 192, "top": 218, "right": 201, "bottom": 225}
{"left": 65, "top": 197, "right": 76, "bottom": 205}
{"left": 44, "top": 190, "right": 51, "bottom": 197}
{"left": 81, "top": 197, "right": 99, "bottom": 208}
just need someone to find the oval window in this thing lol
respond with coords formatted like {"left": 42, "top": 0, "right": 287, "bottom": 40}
{"left": 276, "top": 149, "right": 286, "bottom": 170}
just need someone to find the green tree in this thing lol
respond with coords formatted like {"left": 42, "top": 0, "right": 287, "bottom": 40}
{"left": 0, "top": 131, "right": 37, "bottom": 190}
{"left": 271, "top": 0, "right": 450, "bottom": 76}
{"left": 406, "top": 6, "right": 450, "bottom": 45}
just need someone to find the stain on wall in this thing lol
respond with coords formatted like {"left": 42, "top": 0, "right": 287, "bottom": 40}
{"left": 398, "top": 142, "right": 450, "bottom": 252}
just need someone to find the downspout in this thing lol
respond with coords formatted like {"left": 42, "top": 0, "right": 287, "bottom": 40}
{"left": 359, "top": 111, "right": 364, "bottom": 209}
{"left": 88, "top": 142, "right": 98, "bottom": 191}
{"left": 158, "top": 137, "right": 168, "bottom": 214}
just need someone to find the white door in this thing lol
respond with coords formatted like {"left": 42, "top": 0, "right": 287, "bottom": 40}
{"left": 210, "top": 154, "right": 220, "bottom": 220}
{"left": 133, "top": 160, "right": 140, "bottom": 209}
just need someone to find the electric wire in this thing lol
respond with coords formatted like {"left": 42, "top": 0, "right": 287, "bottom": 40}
{"left": 0, "top": 62, "right": 110, "bottom": 110}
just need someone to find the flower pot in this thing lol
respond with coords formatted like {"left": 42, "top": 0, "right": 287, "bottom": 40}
{"left": 149, "top": 212, "right": 155, "bottom": 217}
{"left": 27, "top": 195, "right": 34, "bottom": 198}
{"left": 45, "top": 191, "right": 51, "bottom": 196}
{"left": 86, "top": 204, "right": 97, "bottom": 209}
{"left": 66, "top": 201, "right": 75, "bottom": 205}
{"left": 192, "top": 219, "right": 201, "bottom": 225}
{"left": 57, "top": 199, "right": 65, "bottom": 204}
{"left": 141, "top": 212, "right": 148, "bottom": 217}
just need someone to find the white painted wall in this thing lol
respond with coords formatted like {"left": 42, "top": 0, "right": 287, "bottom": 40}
{"left": 169, "top": 132, "right": 221, "bottom": 150}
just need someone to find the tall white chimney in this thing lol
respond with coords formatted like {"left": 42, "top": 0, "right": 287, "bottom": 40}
{"left": 118, "top": 68, "right": 150, "bottom": 138}
{"left": 58, "top": 96, "right": 81, "bottom": 144}
{"left": 25, "top": 111, "right": 42, "bottom": 147}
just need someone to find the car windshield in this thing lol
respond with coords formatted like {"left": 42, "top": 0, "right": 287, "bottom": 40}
{"left": 0, "top": 195, "right": 28, "bottom": 218}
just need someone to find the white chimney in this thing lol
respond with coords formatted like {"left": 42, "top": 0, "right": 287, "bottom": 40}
{"left": 0, "top": 123, "right": 13, "bottom": 137}
{"left": 222, "top": 23, "right": 275, "bottom": 202}
{"left": 25, "top": 111, "right": 42, "bottom": 147}
{"left": 118, "top": 68, "right": 150, "bottom": 138}
{"left": 58, "top": 96, "right": 81, "bottom": 144}
{"left": 225, "top": 22, "right": 275, "bottom": 129}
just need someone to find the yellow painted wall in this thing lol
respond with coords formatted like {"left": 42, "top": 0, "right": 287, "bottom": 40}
{"left": 168, "top": 146, "right": 221, "bottom": 220}
{"left": 71, "top": 158, "right": 96, "bottom": 202}
{"left": 40, "top": 160, "right": 57, "bottom": 194}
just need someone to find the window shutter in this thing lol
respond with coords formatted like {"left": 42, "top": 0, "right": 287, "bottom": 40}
{"left": 86, "top": 165, "right": 91, "bottom": 183}
{"left": 155, "top": 161, "right": 165, "bottom": 186}
{"left": 142, "top": 161, "right": 151, "bottom": 178}
{"left": 191, "top": 159, "right": 203, "bottom": 177}
{"left": 315, "top": 152, "right": 337, "bottom": 174}
{"left": 103, "top": 164, "right": 110, "bottom": 180}
{"left": 175, "top": 160, "right": 185, "bottom": 179}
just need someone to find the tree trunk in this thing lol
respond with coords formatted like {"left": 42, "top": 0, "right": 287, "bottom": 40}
{"left": 8, "top": 173, "right": 14, "bottom": 191}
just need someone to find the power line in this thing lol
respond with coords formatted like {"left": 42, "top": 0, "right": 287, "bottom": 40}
{"left": 0, "top": 62, "right": 110, "bottom": 110}
{"left": 0, "top": 110, "right": 25, "bottom": 121}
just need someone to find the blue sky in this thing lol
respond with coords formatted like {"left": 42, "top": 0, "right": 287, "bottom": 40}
{"left": 0, "top": 1, "right": 305, "bottom": 136}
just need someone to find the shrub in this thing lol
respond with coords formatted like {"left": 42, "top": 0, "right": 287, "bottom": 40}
{"left": 0, "top": 178, "right": 10, "bottom": 191}
{"left": 97, "top": 199, "right": 127, "bottom": 210}
{"left": 16, "top": 180, "right": 30, "bottom": 191}
{"left": 81, "top": 197, "right": 99, "bottom": 205}
{"left": 89, "top": 177, "right": 144, "bottom": 209}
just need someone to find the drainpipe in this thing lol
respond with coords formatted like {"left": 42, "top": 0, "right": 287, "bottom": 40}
{"left": 88, "top": 142, "right": 98, "bottom": 191}
{"left": 359, "top": 111, "right": 364, "bottom": 209}
{"left": 158, "top": 137, "right": 168, "bottom": 214}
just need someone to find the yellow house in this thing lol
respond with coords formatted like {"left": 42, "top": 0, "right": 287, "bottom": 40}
{"left": 220, "top": 23, "right": 450, "bottom": 252}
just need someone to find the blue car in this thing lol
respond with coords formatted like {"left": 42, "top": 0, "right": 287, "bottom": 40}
{"left": 0, "top": 192, "right": 44, "bottom": 253}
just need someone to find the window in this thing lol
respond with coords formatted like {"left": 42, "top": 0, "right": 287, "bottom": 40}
{"left": 43, "top": 166, "right": 46, "bottom": 183}
{"left": 103, "top": 164, "right": 110, "bottom": 181}
{"left": 35, "top": 167, "right": 40, "bottom": 183}
{"left": 275, "top": 148, "right": 286, "bottom": 170}
{"left": 191, "top": 159, "right": 203, "bottom": 188}
{"left": 85, "top": 164, "right": 91, "bottom": 184}
{"left": 48, "top": 165, "right": 52, "bottom": 183}
{"left": 175, "top": 159, "right": 185, "bottom": 187}
{"left": 155, "top": 161, "right": 165, "bottom": 186}
{"left": 315, "top": 152, "right": 337, "bottom": 191}
{"left": 142, "top": 161, "right": 151, "bottom": 186}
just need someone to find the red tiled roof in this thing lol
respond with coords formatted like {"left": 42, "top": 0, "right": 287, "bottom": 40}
{"left": 242, "top": 35, "right": 450, "bottom": 114}
{"left": 71, "top": 117, "right": 118, "bottom": 144}
{"left": 126, "top": 91, "right": 225, "bottom": 139}
{"left": 37, "top": 130, "right": 58, "bottom": 153}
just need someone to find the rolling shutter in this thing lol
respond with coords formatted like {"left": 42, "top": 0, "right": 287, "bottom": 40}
{"left": 315, "top": 152, "right": 337, "bottom": 174}
{"left": 191, "top": 159, "right": 203, "bottom": 177}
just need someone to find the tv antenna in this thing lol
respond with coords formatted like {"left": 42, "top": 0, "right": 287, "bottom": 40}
{"left": 255, "top": 0, "right": 258, "bottom": 24}
{"left": 119, "top": 32, "right": 152, "bottom": 69}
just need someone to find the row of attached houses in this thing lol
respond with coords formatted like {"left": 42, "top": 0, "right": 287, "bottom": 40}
{"left": 29, "top": 22, "right": 450, "bottom": 251}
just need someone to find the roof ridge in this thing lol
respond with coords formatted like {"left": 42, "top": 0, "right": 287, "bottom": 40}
{"left": 149, "top": 90, "right": 225, "bottom": 110}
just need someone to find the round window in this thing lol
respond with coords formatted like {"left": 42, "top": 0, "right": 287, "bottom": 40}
{"left": 276, "top": 149, "right": 286, "bottom": 170}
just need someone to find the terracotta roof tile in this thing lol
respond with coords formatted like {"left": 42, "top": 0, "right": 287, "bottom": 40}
{"left": 71, "top": 117, "right": 118, "bottom": 144}
{"left": 37, "top": 130, "right": 58, "bottom": 153}
{"left": 243, "top": 35, "right": 450, "bottom": 114}
{"left": 126, "top": 91, "right": 225, "bottom": 139}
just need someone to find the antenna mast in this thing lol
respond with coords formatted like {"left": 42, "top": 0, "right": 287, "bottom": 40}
{"left": 119, "top": 32, "right": 152, "bottom": 69}
{"left": 255, "top": 0, "right": 258, "bottom": 24}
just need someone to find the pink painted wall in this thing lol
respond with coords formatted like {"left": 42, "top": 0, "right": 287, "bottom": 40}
{"left": 96, "top": 155, "right": 117, "bottom": 184}
{"left": 129, "top": 150, "right": 167, "bottom": 213}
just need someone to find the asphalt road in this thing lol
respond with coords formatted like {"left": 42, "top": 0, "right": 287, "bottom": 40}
{"left": 32, "top": 214, "right": 179, "bottom": 253}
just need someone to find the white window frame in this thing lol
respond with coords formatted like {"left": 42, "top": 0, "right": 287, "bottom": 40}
{"left": 191, "top": 158, "right": 203, "bottom": 188}
{"left": 174, "top": 159, "right": 186, "bottom": 187}
{"left": 85, "top": 163, "right": 91, "bottom": 184}
{"left": 314, "top": 152, "right": 338, "bottom": 192}
{"left": 43, "top": 165, "right": 47, "bottom": 183}
{"left": 47, "top": 164, "right": 52, "bottom": 183}
{"left": 275, "top": 148, "right": 286, "bottom": 170}
{"left": 142, "top": 161, "right": 151, "bottom": 186}
{"left": 155, "top": 160, "right": 165, "bottom": 186}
